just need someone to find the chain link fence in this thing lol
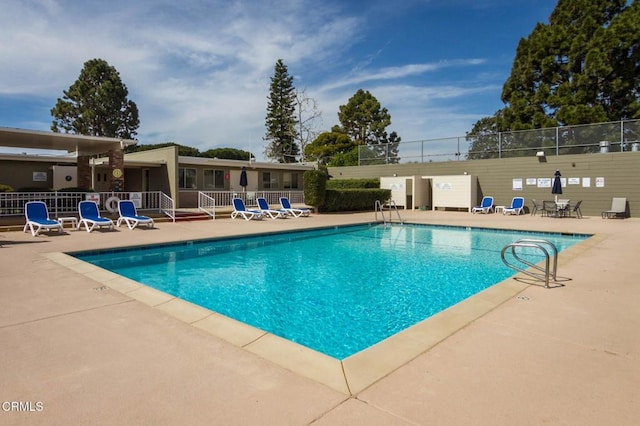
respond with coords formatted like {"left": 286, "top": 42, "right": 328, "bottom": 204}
{"left": 359, "top": 119, "right": 640, "bottom": 165}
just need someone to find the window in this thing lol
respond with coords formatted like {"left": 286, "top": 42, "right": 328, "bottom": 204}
{"left": 179, "top": 168, "right": 197, "bottom": 189}
{"left": 262, "top": 172, "right": 280, "bottom": 189}
{"left": 204, "top": 169, "right": 225, "bottom": 189}
{"left": 283, "top": 172, "right": 299, "bottom": 189}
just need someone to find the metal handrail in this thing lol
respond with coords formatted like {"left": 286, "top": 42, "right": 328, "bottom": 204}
{"left": 198, "top": 192, "right": 216, "bottom": 219}
{"left": 374, "top": 199, "right": 403, "bottom": 224}
{"left": 160, "top": 192, "right": 175, "bottom": 222}
{"left": 501, "top": 239, "right": 558, "bottom": 288}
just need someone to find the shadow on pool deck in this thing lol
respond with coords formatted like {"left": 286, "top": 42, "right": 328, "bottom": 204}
{"left": 1, "top": 211, "right": 639, "bottom": 425}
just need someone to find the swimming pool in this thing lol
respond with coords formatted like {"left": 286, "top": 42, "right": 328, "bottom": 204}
{"left": 73, "top": 223, "right": 589, "bottom": 359}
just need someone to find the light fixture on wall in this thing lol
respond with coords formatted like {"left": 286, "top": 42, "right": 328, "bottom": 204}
{"left": 536, "top": 151, "right": 546, "bottom": 162}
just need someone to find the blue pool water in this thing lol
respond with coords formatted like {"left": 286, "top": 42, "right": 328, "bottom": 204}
{"left": 73, "top": 224, "right": 589, "bottom": 359}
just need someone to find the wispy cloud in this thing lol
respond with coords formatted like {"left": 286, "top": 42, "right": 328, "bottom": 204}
{"left": 0, "top": 0, "right": 531, "bottom": 159}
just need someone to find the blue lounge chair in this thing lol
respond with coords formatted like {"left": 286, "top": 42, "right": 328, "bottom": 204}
{"left": 279, "top": 197, "right": 310, "bottom": 217}
{"left": 116, "top": 200, "right": 155, "bottom": 229}
{"left": 472, "top": 196, "right": 494, "bottom": 214}
{"left": 503, "top": 197, "right": 525, "bottom": 215}
{"left": 256, "top": 197, "right": 287, "bottom": 219}
{"left": 23, "top": 201, "right": 63, "bottom": 236}
{"left": 231, "top": 198, "right": 263, "bottom": 221}
{"left": 77, "top": 200, "right": 115, "bottom": 232}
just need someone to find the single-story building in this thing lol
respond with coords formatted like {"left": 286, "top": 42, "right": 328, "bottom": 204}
{"left": 0, "top": 127, "right": 313, "bottom": 209}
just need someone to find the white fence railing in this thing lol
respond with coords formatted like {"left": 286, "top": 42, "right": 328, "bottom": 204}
{"left": 0, "top": 190, "right": 306, "bottom": 219}
{"left": 0, "top": 191, "right": 164, "bottom": 218}
{"left": 197, "top": 190, "right": 304, "bottom": 208}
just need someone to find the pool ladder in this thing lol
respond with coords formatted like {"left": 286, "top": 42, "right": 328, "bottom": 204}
{"left": 501, "top": 239, "right": 558, "bottom": 288}
{"left": 375, "top": 200, "right": 403, "bottom": 224}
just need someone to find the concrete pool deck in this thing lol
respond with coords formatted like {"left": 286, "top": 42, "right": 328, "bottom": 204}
{"left": 1, "top": 211, "right": 638, "bottom": 424}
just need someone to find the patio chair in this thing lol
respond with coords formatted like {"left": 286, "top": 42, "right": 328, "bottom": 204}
{"left": 279, "top": 197, "right": 310, "bottom": 217}
{"left": 503, "top": 197, "right": 525, "bottom": 215}
{"left": 23, "top": 201, "right": 63, "bottom": 236}
{"left": 541, "top": 200, "right": 557, "bottom": 217}
{"left": 601, "top": 197, "right": 627, "bottom": 219}
{"left": 530, "top": 199, "right": 541, "bottom": 216}
{"left": 256, "top": 197, "right": 287, "bottom": 219}
{"left": 116, "top": 200, "right": 155, "bottom": 229}
{"left": 77, "top": 200, "right": 115, "bottom": 232}
{"left": 231, "top": 198, "right": 263, "bottom": 221}
{"left": 569, "top": 200, "right": 583, "bottom": 218}
{"left": 471, "top": 196, "right": 494, "bottom": 214}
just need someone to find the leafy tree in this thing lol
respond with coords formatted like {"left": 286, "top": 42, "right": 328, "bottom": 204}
{"left": 336, "top": 89, "right": 401, "bottom": 163}
{"left": 200, "top": 148, "right": 255, "bottom": 161}
{"left": 264, "top": 59, "right": 299, "bottom": 163}
{"left": 51, "top": 58, "right": 139, "bottom": 139}
{"left": 304, "top": 130, "right": 356, "bottom": 165}
{"left": 337, "top": 89, "right": 391, "bottom": 145}
{"left": 468, "top": 0, "right": 640, "bottom": 158}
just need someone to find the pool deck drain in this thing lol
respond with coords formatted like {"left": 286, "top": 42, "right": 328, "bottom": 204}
{"left": 1, "top": 212, "right": 638, "bottom": 424}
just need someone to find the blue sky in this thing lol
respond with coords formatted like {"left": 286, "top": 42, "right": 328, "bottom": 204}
{"left": 0, "top": 0, "right": 559, "bottom": 160}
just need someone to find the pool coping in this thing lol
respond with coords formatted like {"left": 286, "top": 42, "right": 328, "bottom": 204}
{"left": 43, "top": 224, "right": 602, "bottom": 396}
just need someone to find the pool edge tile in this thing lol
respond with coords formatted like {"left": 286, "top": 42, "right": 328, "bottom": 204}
{"left": 245, "top": 333, "right": 350, "bottom": 395}
{"left": 192, "top": 313, "right": 266, "bottom": 347}
{"left": 155, "top": 298, "right": 213, "bottom": 324}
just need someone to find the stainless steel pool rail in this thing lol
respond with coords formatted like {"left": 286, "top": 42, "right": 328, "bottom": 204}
{"left": 375, "top": 200, "right": 403, "bottom": 224}
{"left": 501, "top": 239, "right": 558, "bottom": 288}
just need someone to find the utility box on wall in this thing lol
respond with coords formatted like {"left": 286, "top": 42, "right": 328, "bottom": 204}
{"left": 51, "top": 166, "right": 78, "bottom": 190}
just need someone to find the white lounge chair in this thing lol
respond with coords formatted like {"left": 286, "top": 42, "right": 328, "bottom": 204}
{"left": 256, "top": 197, "right": 287, "bottom": 219}
{"left": 503, "top": 197, "right": 525, "bottom": 215}
{"left": 116, "top": 200, "right": 155, "bottom": 229}
{"left": 279, "top": 197, "right": 310, "bottom": 217}
{"left": 602, "top": 197, "right": 627, "bottom": 219}
{"left": 231, "top": 198, "right": 263, "bottom": 221}
{"left": 77, "top": 200, "right": 114, "bottom": 232}
{"left": 472, "top": 196, "right": 494, "bottom": 214}
{"left": 23, "top": 201, "right": 63, "bottom": 236}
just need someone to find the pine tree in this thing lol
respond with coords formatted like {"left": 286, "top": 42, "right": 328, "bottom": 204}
{"left": 264, "top": 59, "right": 299, "bottom": 163}
{"left": 51, "top": 58, "right": 139, "bottom": 139}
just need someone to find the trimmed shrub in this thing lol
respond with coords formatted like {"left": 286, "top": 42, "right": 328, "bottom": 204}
{"left": 303, "top": 169, "right": 327, "bottom": 208}
{"left": 321, "top": 189, "right": 391, "bottom": 212}
{"left": 326, "top": 178, "right": 380, "bottom": 189}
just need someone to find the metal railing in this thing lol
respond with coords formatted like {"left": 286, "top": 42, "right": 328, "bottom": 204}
{"left": 198, "top": 192, "right": 216, "bottom": 219}
{"left": 159, "top": 192, "right": 175, "bottom": 222}
{"left": 359, "top": 119, "right": 640, "bottom": 164}
{"left": 196, "top": 190, "right": 304, "bottom": 208}
{"left": 0, "top": 190, "right": 306, "bottom": 220}
{"left": 501, "top": 239, "right": 558, "bottom": 288}
{"left": 0, "top": 191, "right": 164, "bottom": 218}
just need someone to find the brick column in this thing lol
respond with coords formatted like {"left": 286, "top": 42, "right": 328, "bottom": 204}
{"left": 108, "top": 149, "right": 125, "bottom": 192}
{"left": 77, "top": 155, "right": 92, "bottom": 190}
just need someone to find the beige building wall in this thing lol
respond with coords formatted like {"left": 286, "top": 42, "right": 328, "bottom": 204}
{"left": 329, "top": 151, "right": 640, "bottom": 217}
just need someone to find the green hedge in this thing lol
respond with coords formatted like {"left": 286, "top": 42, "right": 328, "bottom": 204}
{"left": 321, "top": 189, "right": 391, "bottom": 212}
{"left": 326, "top": 178, "right": 380, "bottom": 189}
{"left": 303, "top": 169, "right": 327, "bottom": 208}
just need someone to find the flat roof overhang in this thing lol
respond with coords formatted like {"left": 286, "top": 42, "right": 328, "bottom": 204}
{"left": 0, "top": 127, "right": 137, "bottom": 156}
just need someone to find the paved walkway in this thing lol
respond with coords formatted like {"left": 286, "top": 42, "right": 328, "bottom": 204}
{"left": 1, "top": 211, "right": 638, "bottom": 425}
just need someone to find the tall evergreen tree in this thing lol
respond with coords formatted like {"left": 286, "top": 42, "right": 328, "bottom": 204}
{"left": 468, "top": 0, "right": 639, "bottom": 158}
{"left": 337, "top": 89, "right": 401, "bottom": 163}
{"left": 51, "top": 58, "right": 139, "bottom": 139}
{"left": 264, "top": 59, "right": 299, "bottom": 163}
